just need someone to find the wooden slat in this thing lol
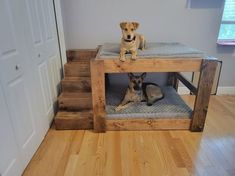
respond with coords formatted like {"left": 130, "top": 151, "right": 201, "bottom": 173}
{"left": 167, "top": 72, "right": 179, "bottom": 91}
{"left": 106, "top": 118, "right": 191, "bottom": 131}
{"left": 58, "top": 92, "right": 92, "bottom": 110}
{"left": 175, "top": 73, "right": 197, "bottom": 94}
{"left": 64, "top": 63, "right": 90, "bottom": 77}
{"left": 61, "top": 77, "right": 91, "bottom": 92}
{"left": 90, "top": 59, "right": 106, "bottom": 132}
{"left": 103, "top": 58, "right": 202, "bottom": 73}
{"left": 54, "top": 111, "right": 93, "bottom": 130}
{"left": 66, "top": 49, "right": 97, "bottom": 62}
{"left": 190, "top": 60, "right": 217, "bottom": 131}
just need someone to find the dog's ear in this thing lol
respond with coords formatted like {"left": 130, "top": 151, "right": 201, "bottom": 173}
{"left": 132, "top": 22, "right": 139, "bottom": 30}
{"left": 128, "top": 73, "right": 134, "bottom": 79}
{"left": 141, "top": 72, "right": 146, "bottom": 79}
{"left": 120, "top": 22, "right": 127, "bottom": 29}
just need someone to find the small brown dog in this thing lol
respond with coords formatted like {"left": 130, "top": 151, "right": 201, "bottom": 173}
{"left": 119, "top": 22, "right": 146, "bottom": 62}
{"left": 115, "top": 73, "right": 164, "bottom": 111}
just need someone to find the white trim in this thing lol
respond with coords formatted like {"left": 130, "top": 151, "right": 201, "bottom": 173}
{"left": 53, "top": 0, "right": 67, "bottom": 70}
{"left": 217, "top": 87, "right": 235, "bottom": 95}
{"left": 178, "top": 86, "right": 235, "bottom": 95}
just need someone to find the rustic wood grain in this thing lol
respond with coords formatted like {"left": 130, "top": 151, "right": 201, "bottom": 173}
{"left": 58, "top": 92, "right": 92, "bottom": 110}
{"left": 54, "top": 111, "right": 93, "bottom": 130}
{"left": 66, "top": 49, "right": 98, "bottom": 62}
{"left": 103, "top": 58, "right": 202, "bottom": 73}
{"left": 106, "top": 118, "right": 191, "bottom": 131}
{"left": 61, "top": 77, "right": 91, "bottom": 92}
{"left": 90, "top": 59, "right": 106, "bottom": 132}
{"left": 190, "top": 60, "right": 217, "bottom": 131}
{"left": 64, "top": 63, "right": 90, "bottom": 77}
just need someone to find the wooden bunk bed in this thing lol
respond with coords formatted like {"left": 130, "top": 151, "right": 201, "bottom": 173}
{"left": 90, "top": 43, "right": 218, "bottom": 132}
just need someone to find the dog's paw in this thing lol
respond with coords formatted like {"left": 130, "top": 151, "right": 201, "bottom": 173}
{"left": 119, "top": 57, "right": 126, "bottom": 62}
{"left": 115, "top": 106, "right": 122, "bottom": 111}
{"left": 131, "top": 56, "right": 137, "bottom": 60}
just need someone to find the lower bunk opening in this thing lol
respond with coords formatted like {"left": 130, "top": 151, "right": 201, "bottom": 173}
{"left": 105, "top": 85, "right": 192, "bottom": 130}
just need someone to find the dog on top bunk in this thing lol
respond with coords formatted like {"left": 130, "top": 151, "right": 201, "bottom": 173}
{"left": 115, "top": 73, "right": 164, "bottom": 111}
{"left": 119, "top": 22, "right": 146, "bottom": 62}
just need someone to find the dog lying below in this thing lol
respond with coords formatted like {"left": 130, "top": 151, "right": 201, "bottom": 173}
{"left": 115, "top": 73, "right": 164, "bottom": 111}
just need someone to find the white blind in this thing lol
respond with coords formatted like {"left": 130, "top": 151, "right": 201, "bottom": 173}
{"left": 222, "top": 0, "right": 235, "bottom": 21}
{"left": 217, "top": 0, "right": 235, "bottom": 45}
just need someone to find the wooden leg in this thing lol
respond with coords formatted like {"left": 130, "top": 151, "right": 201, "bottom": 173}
{"left": 190, "top": 60, "right": 217, "bottom": 132}
{"left": 167, "top": 72, "right": 179, "bottom": 91}
{"left": 90, "top": 60, "right": 106, "bottom": 132}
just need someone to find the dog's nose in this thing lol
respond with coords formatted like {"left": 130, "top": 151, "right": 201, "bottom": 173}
{"left": 127, "top": 35, "right": 131, "bottom": 39}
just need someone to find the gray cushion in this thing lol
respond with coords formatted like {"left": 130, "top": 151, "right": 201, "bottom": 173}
{"left": 106, "top": 86, "right": 192, "bottom": 119}
{"left": 99, "top": 42, "right": 206, "bottom": 59}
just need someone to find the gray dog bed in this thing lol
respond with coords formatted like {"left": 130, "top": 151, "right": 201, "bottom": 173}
{"left": 99, "top": 42, "right": 206, "bottom": 59}
{"left": 106, "top": 86, "right": 192, "bottom": 119}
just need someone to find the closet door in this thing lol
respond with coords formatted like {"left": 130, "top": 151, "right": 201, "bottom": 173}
{"left": 0, "top": 84, "right": 23, "bottom": 176}
{"left": 0, "top": 0, "right": 47, "bottom": 171}
{"left": 25, "top": 0, "right": 62, "bottom": 123}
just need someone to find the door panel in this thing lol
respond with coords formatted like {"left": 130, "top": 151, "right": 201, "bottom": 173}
{"left": 0, "top": 0, "right": 45, "bottom": 171}
{"left": 25, "top": 0, "right": 61, "bottom": 123}
{"left": 38, "top": 61, "right": 53, "bottom": 116}
{"left": 0, "top": 84, "right": 23, "bottom": 176}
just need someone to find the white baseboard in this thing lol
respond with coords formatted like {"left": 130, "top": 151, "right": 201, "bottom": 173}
{"left": 217, "top": 87, "right": 235, "bottom": 95}
{"left": 178, "top": 86, "right": 235, "bottom": 95}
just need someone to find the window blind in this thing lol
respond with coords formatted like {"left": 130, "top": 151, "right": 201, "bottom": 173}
{"left": 217, "top": 0, "right": 235, "bottom": 45}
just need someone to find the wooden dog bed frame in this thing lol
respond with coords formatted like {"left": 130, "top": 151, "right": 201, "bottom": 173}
{"left": 90, "top": 43, "right": 218, "bottom": 132}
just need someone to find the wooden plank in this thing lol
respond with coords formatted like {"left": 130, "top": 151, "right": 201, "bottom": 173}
{"left": 64, "top": 63, "right": 90, "bottom": 77}
{"left": 61, "top": 77, "right": 91, "bottom": 92}
{"left": 176, "top": 73, "right": 197, "bottom": 94}
{"left": 66, "top": 49, "right": 97, "bottom": 62}
{"left": 54, "top": 111, "right": 93, "bottom": 130}
{"left": 103, "top": 58, "right": 202, "bottom": 73}
{"left": 58, "top": 92, "right": 92, "bottom": 110}
{"left": 167, "top": 72, "right": 179, "bottom": 91}
{"left": 190, "top": 60, "right": 217, "bottom": 131}
{"left": 106, "top": 118, "right": 191, "bottom": 131}
{"left": 90, "top": 59, "right": 106, "bottom": 132}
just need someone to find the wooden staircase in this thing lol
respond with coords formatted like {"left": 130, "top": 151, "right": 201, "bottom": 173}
{"left": 54, "top": 49, "right": 98, "bottom": 130}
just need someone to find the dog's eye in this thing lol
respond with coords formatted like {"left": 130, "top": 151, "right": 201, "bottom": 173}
{"left": 124, "top": 28, "right": 128, "bottom": 31}
{"left": 131, "top": 28, "right": 134, "bottom": 31}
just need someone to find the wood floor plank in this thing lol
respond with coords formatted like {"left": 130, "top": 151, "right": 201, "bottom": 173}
{"left": 23, "top": 95, "right": 235, "bottom": 176}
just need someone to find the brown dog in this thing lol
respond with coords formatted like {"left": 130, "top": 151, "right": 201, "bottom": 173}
{"left": 115, "top": 73, "right": 164, "bottom": 111}
{"left": 119, "top": 22, "right": 146, "bottom": 62}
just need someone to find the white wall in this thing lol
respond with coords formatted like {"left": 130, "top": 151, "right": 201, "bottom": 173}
{"left": 60, "top": 0, "right": 235, "bottom": 87}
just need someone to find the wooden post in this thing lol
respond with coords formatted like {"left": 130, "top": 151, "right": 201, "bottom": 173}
{"left": 167, "top": 72, "right": 179, "bottom": 91}
{"left": 190, "top": 60, "right": 217, "bottom": 132}
{"left": 90, "top": 60, "right": 106, "bottom": 132}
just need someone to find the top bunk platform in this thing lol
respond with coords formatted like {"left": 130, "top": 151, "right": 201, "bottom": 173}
{"left": 96, "top": 42, "right": 217, "bottom": 60}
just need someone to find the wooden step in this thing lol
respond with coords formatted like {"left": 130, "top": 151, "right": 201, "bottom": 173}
{"left": 67, "top": 49, "right": 97, "bottom": 62}
{"left": 54, "top": 111, "right": 93, "bottom": 130}
{"left": 61, "top": 77, "right": 91, "bottom": 92}
{"left": 64, "top": 62, "right": 90, "bottom": 77}
{"left": 58, "top": 92, "right": 92, "bottom": 110}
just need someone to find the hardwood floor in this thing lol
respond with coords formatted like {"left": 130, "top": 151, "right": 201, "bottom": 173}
{"left": 23, "top": 95, "right": 235, "bottom": 176}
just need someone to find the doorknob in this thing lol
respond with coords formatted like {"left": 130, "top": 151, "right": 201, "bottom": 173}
{"left": 15, "top": 65, "right": 20, "bottom": 70}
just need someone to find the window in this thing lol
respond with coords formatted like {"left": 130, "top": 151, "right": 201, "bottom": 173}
{"left": 217, "top": 0, "right": 235, "bottom": 45}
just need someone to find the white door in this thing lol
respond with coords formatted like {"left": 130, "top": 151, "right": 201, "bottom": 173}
{"left": 0, "top": 83, "right": 23, "bottom": 176}
{"left": 0, "top": 0, "right": 62, "bottom": 175}
{"left": 0, "top": 0, "right": 45, "bottom": 171}
{"left": 25, "top": 0, "right": 62, "bottom": 123}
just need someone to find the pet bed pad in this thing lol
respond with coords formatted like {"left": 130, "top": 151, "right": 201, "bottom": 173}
{"left": 99, "top": 42, "right": 207, "bottom": 59}
{"left": 106, "top": 86, "right": 192, "bottom": 119}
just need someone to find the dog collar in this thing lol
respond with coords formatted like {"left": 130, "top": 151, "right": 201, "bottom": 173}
{"left": 124, "top": 36, "right": 136, "bottom": 43}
